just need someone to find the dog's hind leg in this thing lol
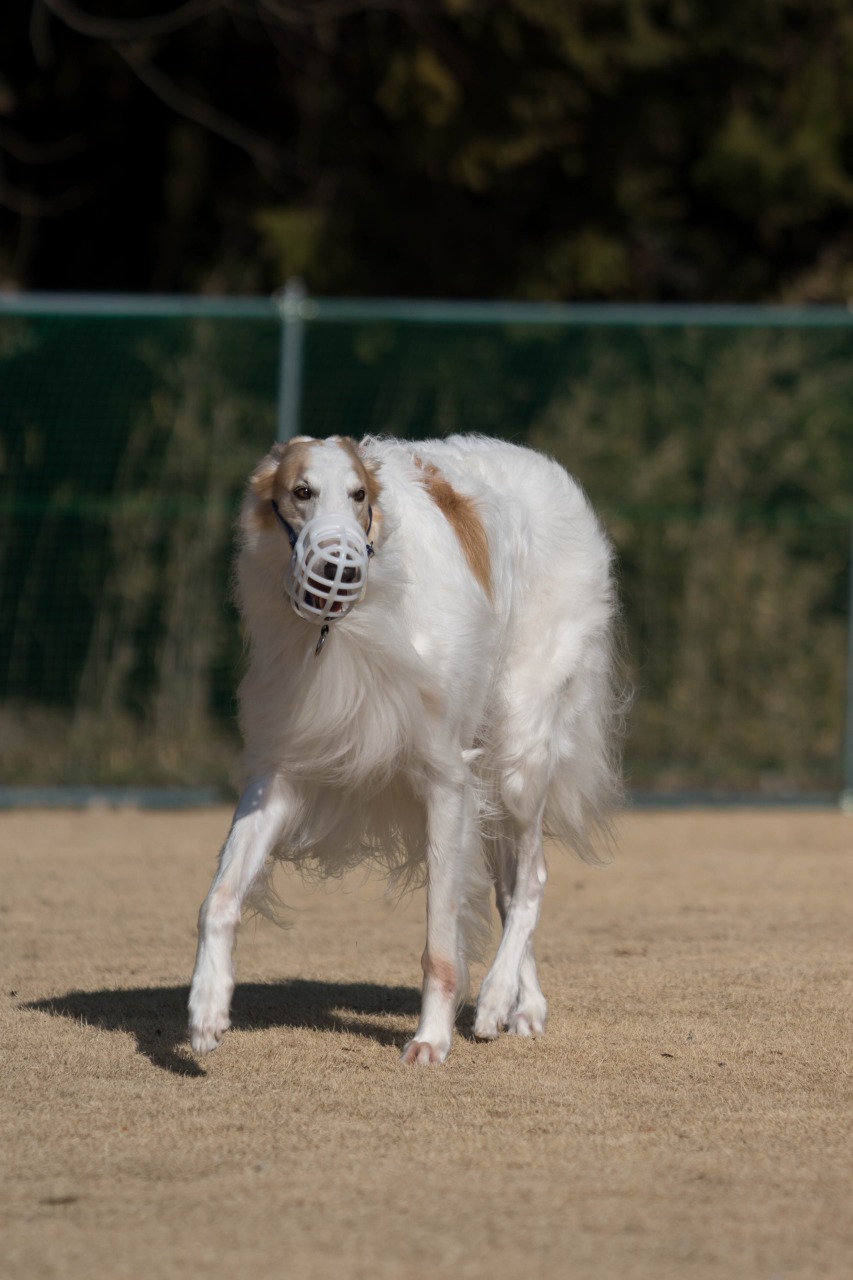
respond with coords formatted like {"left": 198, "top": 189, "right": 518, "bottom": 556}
{"left": 484, "top": 822, "right": 548, "bottom": 1039}
{"left": 474, "top": 796, "right": 549, "bottom": 1041}
{"left": 401, "top": 776, "right": 478, "bottom": 1066}
{"left": 189, "top": 775, "right": 292, "bottom": 1054}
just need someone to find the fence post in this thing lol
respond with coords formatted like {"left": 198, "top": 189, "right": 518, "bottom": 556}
{"left": 843, "top": 508, "right": 853, "bottom": 813}
{"left": 275, "top": 278, "right": 307, "bottom": 442}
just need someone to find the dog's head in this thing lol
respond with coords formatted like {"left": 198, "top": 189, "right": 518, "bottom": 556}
{"left": 246, "top": 436, "right": 381, "bottom": 539}
{"left": 243, "top": 436, "right": 383, "bottom": 623}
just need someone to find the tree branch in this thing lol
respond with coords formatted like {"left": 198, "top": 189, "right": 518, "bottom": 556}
{"left": 0, "top": 173, "right": 105, "bottom": 217}
{"left": 114, "top": 42, "right": 290, "bottom": 176}
{"left": 253, "top": 0, "right": 442, "bottom": 26}
{"left": 42, "top": 0, "right": 220, "bottom": 42}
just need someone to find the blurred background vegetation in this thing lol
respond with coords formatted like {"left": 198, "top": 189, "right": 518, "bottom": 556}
{"left": 0, "top": 3, "right": 851, "bottom": 795}
{"left": 0, "top": 306, "right": 849, "bottom": 793}
{"left": 4, "top": 1, "right": 853, "bottom": 304}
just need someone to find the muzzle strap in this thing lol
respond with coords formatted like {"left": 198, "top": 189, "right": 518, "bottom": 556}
{"left": 271, "top": 497, "right": 374, "bottom": 556}
{"left": 270, "top": 498, "right": 298, "bottom": 550}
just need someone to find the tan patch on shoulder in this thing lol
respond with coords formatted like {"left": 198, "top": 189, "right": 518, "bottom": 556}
{"left": 415, "top": 458, "right": 493, "bottom": 600}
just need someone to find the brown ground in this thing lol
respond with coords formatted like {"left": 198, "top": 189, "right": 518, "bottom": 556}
{"left": 1, "top": 808, "right": 851, "bottom": 1279}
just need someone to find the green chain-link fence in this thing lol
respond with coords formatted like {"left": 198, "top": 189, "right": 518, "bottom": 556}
{"left": 1, "top": 292, "right": 851, "bottom": 800}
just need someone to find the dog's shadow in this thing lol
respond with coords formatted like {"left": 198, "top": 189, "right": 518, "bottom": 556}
{"left": 24, "top": 979, "right": 443, "bottom": 1078}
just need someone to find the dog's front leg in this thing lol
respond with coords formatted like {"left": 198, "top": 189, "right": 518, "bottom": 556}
{"left": 189, "top": 775, "right": 292, "bottom": 1054}
{"left": 401, "top": 777, "right": 472, "bottom": 1066}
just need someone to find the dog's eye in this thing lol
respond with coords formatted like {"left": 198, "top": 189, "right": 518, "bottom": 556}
{"left": 292, "top": 485, "right": 312, "bottom": 501}
{"left": 352, "top": 488, "right": 366, "bottom": 503}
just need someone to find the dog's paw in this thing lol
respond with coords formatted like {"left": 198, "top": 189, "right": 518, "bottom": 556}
{"left": 189, "top": 1011, "right": 230, "bottom": 1055}
{"left": 400, "top": 1038, "right": 450, "bottom": 1066}
{"left": 188, "top": 977, "right": 233, "bottom": 1055}
{"left": 472, "top": 978, "right": 515, "bottom": 1040}
{"left": 506, "top": 1001, "right": 547, "bottom": 1038}
{"left": 472, "top": 1010, "right": 501, "bottom": 1040}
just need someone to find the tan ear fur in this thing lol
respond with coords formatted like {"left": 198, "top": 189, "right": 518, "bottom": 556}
{"left": 245, "top": 444, "right": 285, "bottom": 531}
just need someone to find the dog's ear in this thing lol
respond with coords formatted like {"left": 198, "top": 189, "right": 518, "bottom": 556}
{"left": 243, "top": 444, "right": 285, "bottom": 532}
{"left": 331, "top": 435, "right": 361, "bottom": 452}
{"left": 359, "top": 452, "right": 383, "bottom": 545}
{"left": 362, "top": 456, "right": 382, "bottom": 519}
{"left": 250, "top": 445, "right": 284, "bottom": 499}
{"left": 339, "top": 438, "right": 383, "bottom": 501}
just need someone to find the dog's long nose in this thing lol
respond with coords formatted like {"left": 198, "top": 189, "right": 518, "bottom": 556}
{"left": 285, "top": 512, "right": 370, "bottom": 622}
{"left": 322, "top": 561, "right": 357, "bottom": 584}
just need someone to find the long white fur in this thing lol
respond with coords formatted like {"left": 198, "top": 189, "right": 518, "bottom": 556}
{"left": 189, "top": 434, "right": 623, "bottom": 1065}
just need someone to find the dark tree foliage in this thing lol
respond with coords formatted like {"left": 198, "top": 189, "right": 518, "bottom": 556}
{"left": 3, "top": 0, "right": 853, "bottom": 300}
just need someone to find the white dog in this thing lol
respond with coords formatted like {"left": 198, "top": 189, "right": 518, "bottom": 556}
{"left": 189, "top": 434, "right": 622, "bottom": 1064}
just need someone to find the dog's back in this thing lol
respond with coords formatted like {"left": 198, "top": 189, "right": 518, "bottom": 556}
{"left": 360, "top": 436, "right": 622, "bottom": 856}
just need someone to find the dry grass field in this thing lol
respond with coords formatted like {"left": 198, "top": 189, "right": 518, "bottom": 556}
{"left": 1, "top": 807, "right": 851, "bottom": 1280}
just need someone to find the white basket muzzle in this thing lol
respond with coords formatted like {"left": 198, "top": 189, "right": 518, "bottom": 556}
{"left": 284, "top": 512, "right": 371, "bottom": 624}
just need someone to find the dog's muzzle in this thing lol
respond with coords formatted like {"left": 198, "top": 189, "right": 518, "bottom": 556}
{"left": 284, "top": 513, "right": 372, "bottom": 624}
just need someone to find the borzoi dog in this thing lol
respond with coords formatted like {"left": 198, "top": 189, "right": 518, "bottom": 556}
{"left": 189, "top": 434, "right": 622, "bottom": 1065}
